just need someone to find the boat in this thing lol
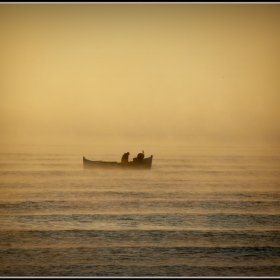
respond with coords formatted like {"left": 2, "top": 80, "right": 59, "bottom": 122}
{"left": 83, "top": 155, "right": 153, "bottom": 169}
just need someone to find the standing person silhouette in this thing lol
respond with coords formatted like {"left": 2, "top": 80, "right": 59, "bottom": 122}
{"left": 121, "top": 152, "right": 130, "bottom": 164}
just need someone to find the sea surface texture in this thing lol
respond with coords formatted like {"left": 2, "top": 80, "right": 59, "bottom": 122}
{"left": 0, "top": 145, "right": 279, "bottom": 276}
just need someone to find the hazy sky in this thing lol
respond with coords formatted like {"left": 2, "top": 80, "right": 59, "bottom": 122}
{"left": 1, "top": 3, "right": 280, "bottom": 147}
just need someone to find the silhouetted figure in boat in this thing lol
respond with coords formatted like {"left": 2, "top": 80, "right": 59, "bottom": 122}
{"left": 133, "top": 150, "right": 145, "bottom": 164}
{"left": 121, "top": 152, "right": 130, "bottom": 164}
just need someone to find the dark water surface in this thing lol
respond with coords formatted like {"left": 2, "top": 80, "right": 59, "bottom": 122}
{"left": 0, "top": 145, "right": 279, "bottom": 276}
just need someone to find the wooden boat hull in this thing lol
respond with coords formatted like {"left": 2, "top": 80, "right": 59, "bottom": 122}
{"left": 83, "top": 155, "right": 153, "bottom": 169}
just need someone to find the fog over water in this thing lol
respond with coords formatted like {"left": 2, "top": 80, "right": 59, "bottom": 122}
{"left": 1, "top": 5, "right": 280, "bottom": 275}
{"left": 1, "top": 4, "right": 280, "bottom": 151}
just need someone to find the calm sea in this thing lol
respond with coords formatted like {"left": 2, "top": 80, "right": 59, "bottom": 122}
{"left": 0, "top": 144, "right": 280, "bottom": 276}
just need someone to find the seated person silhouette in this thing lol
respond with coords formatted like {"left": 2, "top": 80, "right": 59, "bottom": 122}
{"left": 133, "top": 150, "right": 144, "bottom": 164}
